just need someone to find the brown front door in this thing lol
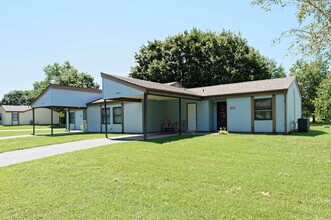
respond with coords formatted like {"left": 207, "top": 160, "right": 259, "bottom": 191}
{"left": 217, "top": 102, "right": 227, "bottom": 130}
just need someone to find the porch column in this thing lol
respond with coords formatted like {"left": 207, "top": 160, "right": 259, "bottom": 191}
{"left": 143, "top": 93, "right": 148, "bottom": 140}
{"left": 178, "top": 98, "right": 182, "bottom": 135}
{"left": 68, "top": 108, "right": 71, "bottom": 133}
{"left": 32, "top": 108, "right": 35, "bottom": 135}
{"left": 121, "top": 102, "right": 124, "bottom": 134}
{"left": 104, "top": 99, "right": 108, "bottom": 138}
{"left": 51, "top": 107, "right": 54, "bottom": 135}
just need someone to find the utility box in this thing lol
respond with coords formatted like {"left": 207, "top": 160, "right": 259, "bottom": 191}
{"left": 298, "top": 118, "right": 310, "bottom": 132}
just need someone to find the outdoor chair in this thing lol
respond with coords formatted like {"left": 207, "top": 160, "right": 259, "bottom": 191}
{"left": 162, "top": 119, "right": 172, "bottom": 132}
{"left": 172, "top": 122, "right": 178, "bottom": 132}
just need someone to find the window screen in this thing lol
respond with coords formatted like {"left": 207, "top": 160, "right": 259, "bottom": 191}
{"left": 254, "top": 98, "right": 272, "bottom": 120}
{"left": 113, "top": 107, "right": 122, "bottom": 124}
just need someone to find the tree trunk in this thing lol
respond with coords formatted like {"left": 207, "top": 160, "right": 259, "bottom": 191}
{"left": 312, "top": 115, "right": 316, "bottom": 122}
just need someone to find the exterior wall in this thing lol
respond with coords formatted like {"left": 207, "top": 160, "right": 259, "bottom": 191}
{"left": 33, "top": 89, "right": 52, "bottom": 108}
{"left": 227, "top": 97, "right": 251, "bottom": 132}
{"left": 275, "top": 94, "right": 285, "bottom": 133}
{"left": 254, "top": 95, "right": 272, "bottom": 133}
{"left": 33, "top": 88, "right": 101, "bottom": 108}
{"left": 35, "top": 109, "right": 60, "bottom": 125}
{"left": 103, "top": 78, "right": 143, "bottom": 99}
{"left": 0, "top": 107, "right": 59, "bottom": 125}
{"left": 197, "top": 100, "right": 210, "bottom": 131}
{"left": 124, "top": 102, "right": 143, "bottom": 133}
{"left": 286, "top": 81, "right": 302, "bottom": 132}
{"left": 102, "top": 104, "right": 123, "bottom": 133}
{"left": 0, "top": 109, "right": 12, "bottom": 125}
{"left": 87, "top": 103, "right": 143, "bottom": 133}
{"left": 87, "top": 105, "right": 101, "bottom": 132}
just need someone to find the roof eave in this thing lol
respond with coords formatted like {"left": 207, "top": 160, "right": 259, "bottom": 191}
{"left": 203, "top": 89, "right": 288, "bottom": 99}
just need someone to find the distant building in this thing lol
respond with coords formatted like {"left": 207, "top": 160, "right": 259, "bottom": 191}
{"left": 0, "top": 105, "right": 59, "bottom": 125}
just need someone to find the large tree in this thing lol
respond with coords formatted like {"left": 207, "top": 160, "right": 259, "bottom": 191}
{"left": 252, "top": 0, "right": 331, "bottom": 60}
{"left": 0, "top": 90, "right": 34, "bottom": 105}
{"left": 289, "top": 59, "right": 329, "bottom": 120}
{"left": 130, "top": 29, "right": 285, "bottom": 88}
{"left": 314, "top": 74, "right": 331, "bottom": 121}
{"left": 33, "top": 61, "right": 100, "bottom": 97}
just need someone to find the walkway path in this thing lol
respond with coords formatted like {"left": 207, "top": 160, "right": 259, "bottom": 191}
{"left": 0, "top": 128, "right": 64, "bottom": 132}
{"left": 0, "top": 134, "right": 34, "bottom": 140}
{"left": 0, "top": 138, "right": 124, "bottom": 167}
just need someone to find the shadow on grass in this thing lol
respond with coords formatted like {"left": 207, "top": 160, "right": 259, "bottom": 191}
{"left": 287, "top": 129, "right": 328, "bottom": 137}
{"left": 146, "top": 134, "right": 208, "bottom": 144}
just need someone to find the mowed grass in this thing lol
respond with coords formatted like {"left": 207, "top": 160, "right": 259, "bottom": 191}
{"left": 0, "top": 125, "right": 330, "bottom": 219}
{"left": 0, "top": 133, "right": 122, "bottom": 153}
{"left": 0, "top": 129, "right": 66, "bottom": 137}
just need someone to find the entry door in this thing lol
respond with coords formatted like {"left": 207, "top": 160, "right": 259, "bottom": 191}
{"left": 187, "top": 103, "right": 197, "bottom": 131}
{"left": 217, "top": 102, "right": 227, "bottom": 130}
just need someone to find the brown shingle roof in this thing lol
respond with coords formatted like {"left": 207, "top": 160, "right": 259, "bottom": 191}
{"left": 101, "top": 73, "right": 296, "bottom": 98}
{"left": 188, "top": 76, "right": 296, "bottom": 97}
{"left": 1, "top": 105, "right": 32, "bottom": 112}
{"left": 101, "top": 73, "right": 200, "bottom": 97}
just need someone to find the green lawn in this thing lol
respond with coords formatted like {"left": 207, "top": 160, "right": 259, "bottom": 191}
{"left": 0, "top": 129, "right": 67, "bottom": 137}
{"left": 0, "top": 125, "right": 330, "bottom": 219}
{"left": 0, "top": 133, "right": 121, "bottom": 153}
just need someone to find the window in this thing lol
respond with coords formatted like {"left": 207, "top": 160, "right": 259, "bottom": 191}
{"left": 83, "top": 110, "right": 87, "bottom": 121}
{"left": 102, "top": 108, "right": 110, "bottom": 124}
{"left": 254, "top": 98, "right": 272, "bottom": 120}
{"left": 69, "top": 112, "right": 75, "bottom": 124}
{"left": 113, "top": 107, "right": 122, "bottom": 124}
{"left": 12, "top": 113, "right": 19, "bottom": 122}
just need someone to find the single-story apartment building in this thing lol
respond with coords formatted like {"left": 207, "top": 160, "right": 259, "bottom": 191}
{"left": 0, "top": 105, "right": 60, "bottom": 125}
{"left": 32, "top": 73, "right": 301, "bottom": 139}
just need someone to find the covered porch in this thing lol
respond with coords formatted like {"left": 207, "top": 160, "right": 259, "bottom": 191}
{"left": 31, "top": 85, "right": 102, "bottom": 135}
{"left": 101, "top": 73, "right": 202, "bottom": 140}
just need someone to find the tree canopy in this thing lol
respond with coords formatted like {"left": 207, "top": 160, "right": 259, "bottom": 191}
{"left": 130, "top": 29, "right": 285, "bottom": 88}
{"left": 314, "top": 74, "right": 331, "bottom": 121}
{"left": 1, "top": 61, "right": 99, "bottom": 106}
{"left": 289, "top": 59, "right": 330, "bottom": 119}
{"left": 0, "top": 90, "right": 34, "bottom": 105}
{"left": 252, "top": 0, "right": 331, "bottom": 60}
{"left": 33, "top": 61, "right": 100, "bottom": 97}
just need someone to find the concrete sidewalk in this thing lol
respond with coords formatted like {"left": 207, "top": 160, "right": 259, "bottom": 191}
{"left": 0, "top": 135, "right": 34, "bottom": 140}
{"left": 0, "top": 138, "right": 124, "bottom": 167}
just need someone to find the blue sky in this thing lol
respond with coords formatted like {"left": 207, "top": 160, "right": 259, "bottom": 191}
{"left": 0, "top": 0, "right": 298, "bottom": 99}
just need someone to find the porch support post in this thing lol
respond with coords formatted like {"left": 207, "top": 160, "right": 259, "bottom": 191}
{"left": 121, "top": 102, "right": 124, "bottom": 134}
{"left": 178, "top": 97, "right": 182, "bottom": 135}
{"left": 143, "top": 93, "right": 148, "bottom": 140}
{"left": 104, "top": 99, "right": 108, "bottom": 138}
{"left": 51, "top": 106, "right": 54, "bottom": 136}
{"left": 32, "top": 108, "right": 35, "bottom": 135}
{"left": 68, "top": 108, "right": 71, "bottom": 133}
